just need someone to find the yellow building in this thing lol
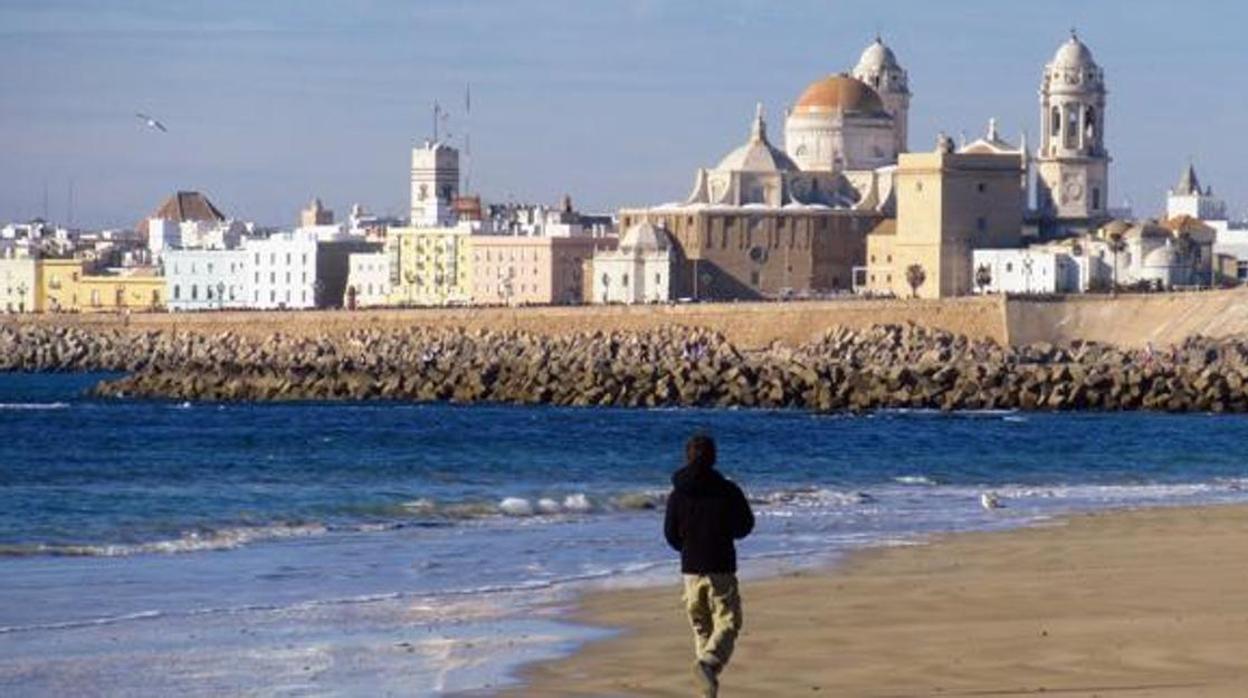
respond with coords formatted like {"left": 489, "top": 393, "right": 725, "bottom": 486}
{"left": 865, "top": 133, "right": 1024, "bottom": 298}
{"left": 35, "top": 259, "right": 84, "bottom": 312}
{"left": 78, "top": 272, "right": 165, "bottom": 312}
{"left": 35, "top": 259, "right": 165, "bottom": 312}
{"left": 385, "top": 225, "right": 474, "bottom": 306}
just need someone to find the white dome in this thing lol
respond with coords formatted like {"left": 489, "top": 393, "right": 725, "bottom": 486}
{"left": 716, "top": 105, "right": 798, "bottom": 172}
{"left": 856, "top": 37, "right": 900, "bottom": 72}
{"left": 1143, "top": 244, "right": 1178, "bottom": 269}
{"left": 619, "top": 221, "right": 673, "bottom": 255}
{"left": 1051, "top": 34, "right": 1097, "bottom": 68}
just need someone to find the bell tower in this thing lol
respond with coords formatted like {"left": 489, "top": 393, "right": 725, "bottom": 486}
{"left": 1036, "top": 30, "right": 1110, "bottom": 228}
{"left": 852, "top": 36, "right": 910, "bottom": 154}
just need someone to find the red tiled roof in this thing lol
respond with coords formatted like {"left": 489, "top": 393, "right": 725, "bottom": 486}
{"left": 136, "top": 191, "right": 226, "bottom": 235}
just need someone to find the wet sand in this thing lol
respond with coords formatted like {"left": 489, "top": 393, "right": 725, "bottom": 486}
{"left": 505, "top": 504, "right": 1248, "bottom": 696}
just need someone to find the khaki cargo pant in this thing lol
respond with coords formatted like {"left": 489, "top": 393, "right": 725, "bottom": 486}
{"left": 682, "top": 573, "right": 743, "bottom": 669}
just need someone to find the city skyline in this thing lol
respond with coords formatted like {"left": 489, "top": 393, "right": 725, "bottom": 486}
{"left": 2, "top": 0, "right": 1246, "bottom": 229}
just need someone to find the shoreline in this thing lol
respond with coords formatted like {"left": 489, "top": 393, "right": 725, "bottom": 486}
{"left": 500, "top": 503, "right": 1248, "bottom": 697}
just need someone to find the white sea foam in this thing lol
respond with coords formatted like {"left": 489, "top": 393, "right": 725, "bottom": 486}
{"left": 562, "top": 493, "right": 592, "bottom": 512}
{"left": 0, "top": 522, "right": 328, "bottom": 558}
{"left": 498, "top": 497, "right": 534, "bottom": 516}
{"left": 0, "top": 402, "right": 69, "bottom": 410}
{"left": 536, "top": 498, "right": 561, "bottom": 514}
{"left": 893, "top": 475, "right": 938, "bottom": 486}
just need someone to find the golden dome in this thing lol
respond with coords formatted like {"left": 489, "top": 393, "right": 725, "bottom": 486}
{"left": 793, "top": 74, "right": 885, "bottom": 115}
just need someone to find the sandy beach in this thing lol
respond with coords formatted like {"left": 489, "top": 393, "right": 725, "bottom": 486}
{"left": 506, "top": 504, "right": 1248, "bottom": 697}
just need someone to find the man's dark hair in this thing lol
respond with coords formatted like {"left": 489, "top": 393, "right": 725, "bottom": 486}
{"left": 685, "top": 434, "right": 716, "bottom": 471}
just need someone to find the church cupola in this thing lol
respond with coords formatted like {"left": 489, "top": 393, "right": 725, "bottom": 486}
{"left": 1035, "top": 30, "right": 1111, "bottom": 228}
{"left": 852, "top": 36, "right": 910, "bottom": 154}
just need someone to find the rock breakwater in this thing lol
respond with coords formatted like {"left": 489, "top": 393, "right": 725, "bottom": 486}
{"left": 4, "top": 322, "right": 1248, "bottom": 412}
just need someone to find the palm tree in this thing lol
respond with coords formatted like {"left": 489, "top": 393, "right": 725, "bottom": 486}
{"left": 1174, "top": 231, "right": 1199, "bottom": 287}
{"left": 905, "top": 264, "right": 926, "bottom": 299}
{"left": 1107, "top": 231, "right": 1126, "bottom": 296}
{"left": 974, "top": 264, "right": 992, "bottom": 295}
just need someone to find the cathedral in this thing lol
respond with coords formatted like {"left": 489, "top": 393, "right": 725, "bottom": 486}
{"left": 684, "top": 36, "right": 909, "bottom": 214}
{"left": 611, "top": 32, "right": 1114, "bottom": 301}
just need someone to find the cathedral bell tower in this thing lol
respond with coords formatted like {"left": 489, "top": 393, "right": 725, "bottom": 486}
{"left": 1036, "top": 31, "right": 1110, "bottom": 228}
{"left": 852, "top": 36, "right": 910, "bottom": 155}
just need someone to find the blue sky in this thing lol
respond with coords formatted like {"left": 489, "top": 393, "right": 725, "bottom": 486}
{"left": 1, "top": 0, "right": 1245, "bottom": 228}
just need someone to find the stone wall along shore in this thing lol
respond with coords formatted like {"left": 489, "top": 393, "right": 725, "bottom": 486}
{"left": 3, "top": 323, "right": 1248, "bottom": 412}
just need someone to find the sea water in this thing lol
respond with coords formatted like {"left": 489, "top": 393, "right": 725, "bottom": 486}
{"left": 2, "top": 373, "right": 1248, "bottom": 696}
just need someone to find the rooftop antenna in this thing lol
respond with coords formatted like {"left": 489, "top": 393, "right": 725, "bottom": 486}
{"left": 41, "top": 179, "right": 49, "bottom": 221}
{"left": 464, "top": 83, "right": 472, "bottom": 194}
{"left": 67, "top": 178, "right": 74, "bottom": 227}
{"left": 432, "top": 101, "right": 442, "bottom": 142}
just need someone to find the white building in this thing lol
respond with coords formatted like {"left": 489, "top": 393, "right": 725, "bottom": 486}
{"left": 148, "top": 217, "right": 245, "bottom": 258}
{"left": 971, "top": 248, "right": 1077, "bottom": 294}
{"left": 591, "top": 222, "right": 675, "bottom": 304}
{"left": 345, "top": 251, "right": 391, "bottom": 308}
{"left": 0, "top": 248, "right": 36, "bottom": 313}
{"left": 1166, "top": 164, "right": 1227, "bottom": 221}
{"left": 164, "top": 248, "right": 251, "bottom": 311}
{"left": 410, "top": 140, "right": 459, "bottom": 227}
{"left": 246, "top": 232, "right": 319, "bottom": 310}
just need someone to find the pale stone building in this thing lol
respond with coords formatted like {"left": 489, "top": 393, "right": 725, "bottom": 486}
{"left": 410, "top": 140, "right": 459, "bottom": 227}
{"left": 865, "top": 133, "right": 1026, "bottom": 298}
{"left": 1036, "top": 32, "right": 1111, "bottom": 233}
{"left": 386, "top": 224, "right": 474, "bottom": 306}
{"left": 469, "top": 235, "right": 608, "bottom": 306}
{"left": 300, "top": 198, "right": 334, "bottom": 227}
{"left": 344, "top": 251, "right": 391, "bottom": 308}
{"left": 591, "top": 222, "right": 676, "bottom": 304}
{"left": 0, "top": 248, "right": 36, "bottom": 313}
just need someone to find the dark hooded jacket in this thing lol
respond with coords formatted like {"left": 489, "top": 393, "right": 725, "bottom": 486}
{"left": 664, "top": 465, "right": 754, "bottom": 574}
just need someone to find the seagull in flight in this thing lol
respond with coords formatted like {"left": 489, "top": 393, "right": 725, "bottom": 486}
{"left": 135, "top": 113, "right": 167, "bottom": 132}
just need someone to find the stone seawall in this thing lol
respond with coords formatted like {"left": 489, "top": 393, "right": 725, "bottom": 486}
{"left": 1004, "top": 287, "right": 1248, "bottom": 348}
{"left": 4, "top": 296, "right": 1009, "bottom": 348}
{"left": 5, "top": 323, "right": 1248, "bottom": 413}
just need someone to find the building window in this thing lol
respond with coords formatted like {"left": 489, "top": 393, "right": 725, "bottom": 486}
{"left": 1006, "top": 262, "right": 1013, "bottom": 272}
{"left": 622, "top": 273, "right": 629, "bottom": 287}
{"left": 977, "top": 217, "right": 987, "bottom": 232}
{"left": 173, "top": 285, "right": 180, "bottom": 300}
{"left": 915, "top": 181, "right": 923, "bottom": 192}
{"left": 1092, "top": 187, "right": 1101, "bottom": 210}
{"left": 977, "top": 183, "right": 986, "bottom": 193}
{"left": 191, "top": 285, "right": 198, "bottom": 300}
{"left": 750, "top": 270, "right": 760, "bottom": 286}
{"left": 870, "top": 255, "right": 876, "bottom": 264}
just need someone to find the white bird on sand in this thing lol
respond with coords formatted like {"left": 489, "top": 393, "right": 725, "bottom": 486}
{"left": 135, "top": 113, "right": 167, "bottom": 132}
{"left": 980, "top": 492, "right": 1004, "bottom": 510}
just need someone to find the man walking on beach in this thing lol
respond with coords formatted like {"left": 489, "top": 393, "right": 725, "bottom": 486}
{"left": 664, "top": 434, "right": 754, "bottom": 697}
